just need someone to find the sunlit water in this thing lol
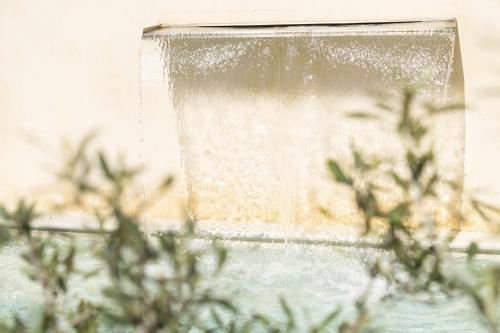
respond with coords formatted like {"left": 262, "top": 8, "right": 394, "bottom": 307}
{"left": 131, "top": 23, "right": 473, "bottom": 330}
{"left": 139, "top": 21, "right": 465, "bottom": 227}
{"left": 0, "top": 236, "right": 491, "bottom": 332}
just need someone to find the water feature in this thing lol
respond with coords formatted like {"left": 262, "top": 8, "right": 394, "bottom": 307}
{"left": 140, "top": 20, "right": 465, "bottom": 229}
{"left": 0, "top": 237, "right": 492, "bottom": 332}
{"left": 0, "top": 20, "right": 473, "bottom": 332}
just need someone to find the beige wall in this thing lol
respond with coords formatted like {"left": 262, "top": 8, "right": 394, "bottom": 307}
{"left": 1, "top": 0, "right": 500, "bottom": 215}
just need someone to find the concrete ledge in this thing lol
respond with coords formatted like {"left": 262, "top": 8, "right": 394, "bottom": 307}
{"left": 2, "top": 214, "right": 500, "bottom": 256}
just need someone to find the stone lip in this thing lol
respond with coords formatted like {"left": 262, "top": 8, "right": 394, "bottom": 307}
{"left": 4, "top": 214, "right": 500, "bottom": 257}
{"left": 143, "top": 19, "right": 457, "bottom": 35}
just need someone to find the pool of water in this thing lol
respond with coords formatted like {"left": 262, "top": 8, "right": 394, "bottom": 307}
{"left": 0, "top": 236, "right": 492, "bottom": 332}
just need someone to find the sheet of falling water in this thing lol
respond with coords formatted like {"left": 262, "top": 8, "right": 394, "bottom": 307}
{"left": 140, "top": 23, "right": 464, "bottom": 230}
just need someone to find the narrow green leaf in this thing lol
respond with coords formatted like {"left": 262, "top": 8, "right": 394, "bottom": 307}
{"left": 426, "top": 102, "right": 465, "bottom": 115}
{"left": 160, "top": 175, "right": 174, "bottom": 189}
{"left": 388, "top": 203, "right": 409, "bottom": 226}
{"left": 389, "top": 171, "right": 410, "bottom": 191}
{"left": 98, "top": 152, "right": 115, "bottom": 181}
{"left": 467, "top": 242, "right": 479, "bottom": 261}
{"left": 376, "top": 102, "right": 394, "bottom": 112}
{"left": 311, "top": 308, "right": 341, "bottom": 332}
{"left": 472, "top": 199, "right": 492, "bottom": 222}
{"left": 327, "top": 160, "right": 352, "bottom": 185}
{"left": 346, "top": 111, "right": 380, "bottom": 120}
{"left": 318, "top": 207, "right": 334, "bottom": 219}
{"left": 279, "top": 297, "right": 295, "bottom": 330}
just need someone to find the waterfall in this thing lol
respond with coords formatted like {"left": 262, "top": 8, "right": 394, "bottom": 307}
{"left": 139, "top": 20, "right": 464, "bottom": 229}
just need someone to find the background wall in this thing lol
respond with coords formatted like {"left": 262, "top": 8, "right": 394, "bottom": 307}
{"left": 1, "top": 0, "right": 500, "bottom": 219}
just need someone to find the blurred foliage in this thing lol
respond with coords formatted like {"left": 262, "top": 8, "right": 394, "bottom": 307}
{"left": 327, "top": 86, "right": 500, "bottom": 332}
{"left": 0, "top": 135, "right": 339, "bottom": 333}
{"left": 0, "top": 87, "right": 499, "bottom": 332}
{"left": 0, "top": 200, "right": 79, "bottom": 333}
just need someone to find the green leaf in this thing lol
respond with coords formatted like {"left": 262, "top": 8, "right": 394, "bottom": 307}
{"left": 376, "top": 102, "right": 394, "bottom": 112}
{"left": 389, "top": 171, "right": 410, "bottom": 191}
{"left": 279, "top": 297, "right": 296, "bottom": 330}
{"left": 407, "top": 150, "right": 434, "bottom": 181}
{"left": 327, "top": 160, "right": 352, "bottom": 185}
{"left": 160, "top": 175, "right": 174, "bottom": 189}
{"left": 426, "top": 102, "right": 465, "bottom": 115}
{"left": 0, "top": 228, "right": 10, "bottom": 246}
{"left": 98, "top": 152, "right": 115, "bottom": 181}
{"left": 467, "top": 242, "right": 479, "bottom": 261}
{"left": 75, "top": 130, "right": 99, "bottom": 161}
{"left": 353, "top": 149, "right": 368, "bottom": 171}
{"left": 0, "top": 206, "right": 9, "bottom": 220}
{"left": 471, "top": 199, "right": 492, "bottom": 222}
{"left": 473, "top": 199, "right": 500, "bottom": 217}
{"left": 346, "top": 111, "right": 380, "bottom": 120}
{"left": 352, "top": 148, "right": 381, "bottom": 173}
{"left": 211, "top": 309, "right": 224, "bottom": 328}
{"left": 423, "top": 172, "right": 439, "bottom": 197}
{"left": 83, "top": 269, "right": 101, "bottom": 279}
{"left": 388, "top": 203, "right": 409, "bottom": 226}
{"left": 311, "top": 307, "right": 341, "bottom": 332}
{"left": 409, "top": 120, "right": 428, "bottom": 142}
{"left": 318, "top": 207, "right": 334, "bottom": 219}
{"left": 213, "top": 298, "right": 238, "bottom": 314}
{"left": 402, "top": 86, "right": 416, "bottom": 115}
{"left": 215, "top": 246, "right": 227, "bottom": 274}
